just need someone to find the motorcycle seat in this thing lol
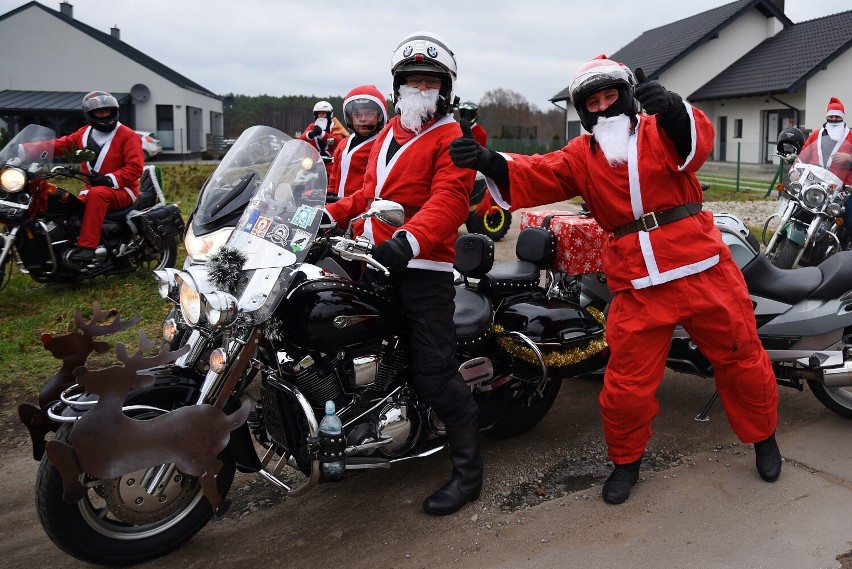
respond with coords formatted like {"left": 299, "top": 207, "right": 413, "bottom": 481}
{"left": 478, "top": 260, "right": 540, "bottom": 297}
{"left": 742, "top": 252, "right": 822, "bottom": 304}
{"left": 453, "top": 286, "right": 493, "bottom": 340}
{"left": 104, "top": 167, "right": 160, "bottom": 221}
{"left": 810, "top": 251, "right": 852, "bottom": 299}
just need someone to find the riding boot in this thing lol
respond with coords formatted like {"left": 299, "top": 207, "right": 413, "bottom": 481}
{"left": 423, "top": 418, "right": 483, "bottom": 515}
{"left": 754, "top": 432, "right": 781, "bottom": 482}
{"left": 602, "top": 457, "right": 642, "bottom": 504}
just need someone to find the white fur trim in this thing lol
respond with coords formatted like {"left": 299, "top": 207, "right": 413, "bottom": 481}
{"left": 676, "top": 103, "right": 698, "bottom": 172}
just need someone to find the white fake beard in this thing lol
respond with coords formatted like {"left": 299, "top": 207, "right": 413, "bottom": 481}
{"left": 592, "top": 114, "right": 632, "bottom": 166}
{"left": 395, "top": 85, "right": 440, "bottom": 133}
{"left": 315, "top": 117, "right": 329, "bottom": 131}
{"left": 825, "top": 121, "right": 846, "bottom": 141}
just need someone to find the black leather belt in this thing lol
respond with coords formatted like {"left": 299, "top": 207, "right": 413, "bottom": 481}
{"left": 612, "top": 203, "right": 702, "bottom": 238}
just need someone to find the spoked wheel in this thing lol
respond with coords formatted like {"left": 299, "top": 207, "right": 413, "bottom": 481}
{"left": 135, "top": 235, "right": 179, "bottom": 271}
{"left": 35, "top": 418, "right": 234, "bottom": 564}
{"left": 807, "top": 381, "right": 852, "bottom": 419}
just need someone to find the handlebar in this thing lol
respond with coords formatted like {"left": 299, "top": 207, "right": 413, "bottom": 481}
{"left": 324, "top": 235, "right": 391, "bottom": 276}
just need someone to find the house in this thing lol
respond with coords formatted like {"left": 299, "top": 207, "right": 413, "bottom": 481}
{"left": 550, "top": 0, "right": 852, "bottom": 164}
{"left": 0, "top": 1, "right": 224, "bottom": 158}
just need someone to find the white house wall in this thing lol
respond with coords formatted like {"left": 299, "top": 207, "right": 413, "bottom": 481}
{"left": 658, "top": 9, "right": 780, "bottom": 99}
{"left": 802, "top": 49, "right": 852, "bottom": 131}
{"left": 0, "top": 4, "right": 222, "bottom": 154}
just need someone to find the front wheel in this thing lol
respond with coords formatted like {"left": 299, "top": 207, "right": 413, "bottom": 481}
{"left": 35, "top": 423, "right": 235, "bottom": 565}
{"left": 771, "top": 236, "right": 801, "bottom": 269}
{"left": 807, "top": 381, "right": 852, "bottom": 419}
{"left": 142, "top": 234, "right": 179, "bottom": 271}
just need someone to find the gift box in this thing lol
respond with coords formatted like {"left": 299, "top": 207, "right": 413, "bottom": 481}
{"left": 519, "top": 210, "right": 606, "bottom": 274}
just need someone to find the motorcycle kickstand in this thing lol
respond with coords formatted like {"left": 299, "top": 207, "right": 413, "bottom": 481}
{"left": 694, "top": 390, "right": 719, "bottom": 422}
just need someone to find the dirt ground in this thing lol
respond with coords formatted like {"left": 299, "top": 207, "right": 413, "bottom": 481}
{"left": 3, "top": 202, "right": 851, "bottom": 568}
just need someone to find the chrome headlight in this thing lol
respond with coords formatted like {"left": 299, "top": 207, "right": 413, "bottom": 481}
{"left": 183, "top": 224, "right": 233, "bottom": 263}
{"left": 802, "top": 185, "right": 827, "bottom": 211}
{"left": 827, "top": 202, "right": 844, "bottom": 218}
{"left": 153, "top": 268, "right": 182, "bottom": 301}
{"left": 0, "top": 167, "right": 26, "bottom": 192}
{"left": 202, "top": 291, "right": 239, "bottom": 328}
{"left": 178, "top": 274, "right": 203, "bottom": 326}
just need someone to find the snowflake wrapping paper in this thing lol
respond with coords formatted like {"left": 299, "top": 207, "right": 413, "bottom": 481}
{"left": 519, "top": 211, "right": 606, "bottom": 275}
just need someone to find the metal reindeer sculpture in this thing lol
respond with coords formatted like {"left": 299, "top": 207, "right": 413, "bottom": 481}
{"left": 39, "top": 304, "right": 250, "bottom": 512}
{"left": 18, "top": 303, "right": 138, "bottom": 460}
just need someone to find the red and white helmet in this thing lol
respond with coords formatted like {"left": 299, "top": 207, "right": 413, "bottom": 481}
{"left": 342, "top": 85, "right": 388, "bottom": 134}
{"left": 568, "top": 55, "right": 637, "bottom": 132}
{"left": 390, "top": 31, "right": 457, "bottom": 115}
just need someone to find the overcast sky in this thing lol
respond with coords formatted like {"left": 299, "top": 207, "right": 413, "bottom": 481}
{"left": 5, "top": 0, "right": 850, "bottom": 110}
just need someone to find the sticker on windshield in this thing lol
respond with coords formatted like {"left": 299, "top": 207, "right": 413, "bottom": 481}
{"left": 251, "top": 215, "right": 273, "bottom": 238}
{"left": 268, "top": 223, "right": 290, "bottom": 245}
{"left": 289, "top": 229, "right": 311, "bottom": 252}
{"left": 241, "top": 210, "right": 260, "bottom": 233}
{"left": 290, "top": 205, "right": 317, "bottom": 229}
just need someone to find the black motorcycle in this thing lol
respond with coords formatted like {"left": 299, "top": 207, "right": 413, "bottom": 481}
{"left": 30, "top": 138, "right": 608, "bottom": 565}
{"left": 0, "top": 124, "right": 183, "bottom": 286}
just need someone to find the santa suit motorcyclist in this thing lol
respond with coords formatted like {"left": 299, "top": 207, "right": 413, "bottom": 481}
{"left": 300, "top": 100, "right": 342, "bottom": 171}
{"left": 328, "top": 85, "right": 388, "bottom": 198}
{"left": 450, "top": 55, "right": 781, "bottom": 504}
{"left": 29, "top": 91, "right": 144, "bottom": 267}
{"left": 324, "top": 31, "right": 481, "bottom": 516}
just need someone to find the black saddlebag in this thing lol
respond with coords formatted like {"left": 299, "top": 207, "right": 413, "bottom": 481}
{"left": 138, "top": 204, "right": 184, "bottom": 243}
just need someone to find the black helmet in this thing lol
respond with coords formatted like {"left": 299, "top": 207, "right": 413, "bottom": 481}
{"left": 776, "top": 127, "right": 804, "bottom": 156}
{"left": 458, "top": 101, "right": 478, "bottom": 124}
{"left": 568, "top": 56, "right": 637, "bottom": 132}
{"left": 82, "top": 91, "right": 119, "bottom": 132}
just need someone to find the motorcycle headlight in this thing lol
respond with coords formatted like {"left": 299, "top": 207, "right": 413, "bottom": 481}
{"left": 0, "top": 167, "right": 26, "bottom": 192}
{"left": 827, "top": 202, "right": 844, "bottom": 217}
{"left": 153, "top": 268, "right": 182, "bottom": 301}
{"left": 802, "top": 185, "right": 827, "bottom": 210}
{"left": 177, "top": 274, "right": 203, "bottom": 326}
{"left": 202, "top": 291, "right": 239, "bottom": 328}
{"left": 183, "top": 224, "right": 233, "bottom": 263}
{"left": 786, "top": 181, "right": 802, "bottom": 196}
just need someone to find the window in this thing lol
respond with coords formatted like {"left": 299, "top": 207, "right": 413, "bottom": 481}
{"left": 733, "top": 119, "right": 743, "bottom": 139}
{"left": 156, "top": 105, "right": 175, "bottom": 150}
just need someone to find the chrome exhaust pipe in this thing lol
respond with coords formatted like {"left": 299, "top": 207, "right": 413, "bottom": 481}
{"left": 818, "top": 362, "right": 852, "bottom": 388}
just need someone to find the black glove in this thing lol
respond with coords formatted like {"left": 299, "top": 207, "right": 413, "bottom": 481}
{"left": 308, "top": 125, "right": 323, "bottom": 139}
{"left": 449, "top": 120, "right": 491, "bottom": 172}
{"left": 88, "top": 173, "right": 113, "bottom": 188}
{"left": 372, "top": 233, "right": 413, "bottom": 271}
{"left": 634, "top": 68, "right": 672, "bottom": 115}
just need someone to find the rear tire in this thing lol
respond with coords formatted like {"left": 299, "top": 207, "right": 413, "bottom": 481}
{"left": 489, "top": 377, "right": 562, "bottom": 438}
{"left": 465, "top": 207, "right": 512, "bottom": 242}
{"left": 807, "top": 381, "right": 852, "bottom": 419}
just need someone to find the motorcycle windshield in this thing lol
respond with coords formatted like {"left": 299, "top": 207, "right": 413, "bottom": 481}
{"left": 0, "top": 124, "right": 57, "bottom": 168}
{"left": 793, "top": 136, "right": 845, "bottom": 191}
{"left": 225, "top": 138, "right": 327, "bottom": 322}
{"left": 193, "top": 125, "right": 290, "bottom": 229}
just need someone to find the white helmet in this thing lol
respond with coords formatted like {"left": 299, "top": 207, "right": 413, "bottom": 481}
{"left": 313, "top": 100, "right": 334, "bottom": 120}
{"left": 390, "top": 31, "right": 457, "bottom": 115}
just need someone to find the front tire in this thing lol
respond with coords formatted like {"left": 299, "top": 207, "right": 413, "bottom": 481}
{"left": 35, "top": 423, "right": 235, "bottom": 565}
{"left": 771, "top": 236, "right": 801, "bottom": 269}
{"left": 807, "top": 381, "right": 852, "bottom": 419}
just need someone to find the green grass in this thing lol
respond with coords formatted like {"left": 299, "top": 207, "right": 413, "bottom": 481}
{"left": 0, "top": 164, "right": 216, "bottom": 415}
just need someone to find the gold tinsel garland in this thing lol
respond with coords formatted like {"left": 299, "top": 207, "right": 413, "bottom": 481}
{"left": 493, "top": 306, "right": 608, "bottom": 367}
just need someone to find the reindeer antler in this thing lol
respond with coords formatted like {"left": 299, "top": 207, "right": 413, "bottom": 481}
{"left": 73, "top": 301, "right": 140, "bottom": 339}
{"left": 114, "top": 332, "right": 191, "bottom": 383}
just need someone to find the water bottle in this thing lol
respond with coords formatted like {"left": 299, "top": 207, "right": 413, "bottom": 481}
{"left": 319, "top": 400, "right": 345, "bottom": 476}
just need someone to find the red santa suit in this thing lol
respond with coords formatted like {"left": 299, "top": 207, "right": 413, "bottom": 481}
{"left": 326, "top": 114, "right": 473, "bottom": 270}
{"left": 41, "top": 123, "right": 143, "bottom": 249}
{"left": 300, "top": 121, "right": 342, "bottom": 173}
{"left": 327, "top": 131, "right": 380, "bottom": 198}
{"left": 797, "top": 126, "right": 852, "bottom": 186}
{"left": 468, "top": 122, "right": 499, "bottom": 217}
{"left": 494, "top": 104, "right": 777, "bottom": 463}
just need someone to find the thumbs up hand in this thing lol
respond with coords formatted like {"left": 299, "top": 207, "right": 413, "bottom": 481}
{"left": 633, "top": 67, "right": 671, "bottom": 115}
{"left": 450, "top": 119, "right": 491, "bottom": 171}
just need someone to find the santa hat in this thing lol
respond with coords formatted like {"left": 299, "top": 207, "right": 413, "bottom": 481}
{"left": 826, "top": 97, "right": 845, "bottom": 120}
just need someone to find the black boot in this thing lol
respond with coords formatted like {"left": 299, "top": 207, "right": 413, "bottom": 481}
{"left": 602, "top": 457, "right": 642, "bottom": 504}
{"left": 423, "top": 419, "right": 483, "bottom": 515}
{"left": 754, "top": 433, "right": 781, "bottom": 482}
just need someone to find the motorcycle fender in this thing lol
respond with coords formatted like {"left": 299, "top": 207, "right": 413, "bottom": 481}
{"left": 124, "top": 365, "right": 261, "bottom": 473}
{"left": 785, "top": 222, "right": 807, "bottom": 246}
